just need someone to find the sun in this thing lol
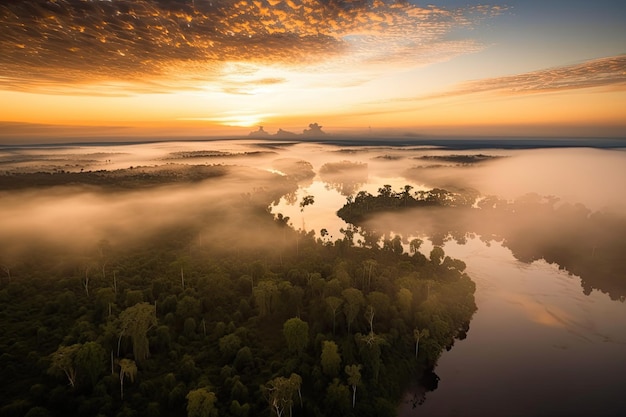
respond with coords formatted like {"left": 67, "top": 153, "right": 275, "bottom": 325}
{"left": 178, "top": 112, "right": 274, "bottom": 128}
{"left": 217, "top": 113, "right": 267, "bottom": 127}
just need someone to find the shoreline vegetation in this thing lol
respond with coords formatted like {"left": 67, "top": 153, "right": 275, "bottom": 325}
{"left": 0, "top": 165, "right": 476, "bottom": 417}
{"left": 337, "top": 185, "right": 626, "bottom": 301}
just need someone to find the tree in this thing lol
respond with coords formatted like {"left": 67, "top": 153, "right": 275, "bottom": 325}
{"left": 283, "top": 317, "right": 309, "bottom": 356}
{"left": 254, "top": 280, "right": 278, "bottom": 317}
{"left": 118, "top": 302, "right": 157, "bottom": 362}
{"left": 49, "top": 344, "right": 81, "bottom": 388}
{"left": 409, "top": 238, "right": 423, "bottom": 255}
{"left": 414, "top": 328, "right": 430, "bottom": 358}
{"left": 342, "top": 288, "right": 364, "bottom": 333}
{"left": 75, "top": 341, "right": 106, "bottom": 388}
{"left": 124, "top": 289, "right": 144, "bottom": 307}
{"left": 382, "top": 235, "right": 403, "bottom": 255}
{"left": 396, "top": 288, "right": 413, "bottom": 320}
{"left": 365, "top": 305, "right": 375, "bottom": 334}
{"left": 176, "top": 295, "right": 201, "bottom": 320}
{"left": 219, "top": 333, "right": 242, "bottom": 359}
{"left": 325, "top": 378, "right": 351, "bottom": 415}
{"left": 262, "top": 373, "right": 302, "bottom": 417}
{"left": 299, "top": 195, "right": 315, "bottom": 212}
{"left": 355, "top": 332, "right": 385, "bottom": 382}
{"left": 320, "top": 340, "right": 341, "bottom": 377}
{"left": 95, "top": 287, "right": 116, "bottom": 319}
{"left": 362, "top": 259, "right": 377, "bottom": 292}
{"left": 345, "top": 364, "right": 362, "bottom": 408}
{"left": 430, "top": 246, "right": 445, "bottom": 265}
{"left": 325, "top": 296, "right": 343, "bottom": 335}
{"left": 118, "top": 358, "right": 137, "bottom": 400}
{"left": 186, "top": 387, "right": 218, "bottom": 417}
{"left": 401, "top": 184, "right": 414, "bottom": 206}
{"left": 299, "top": 195, "right": 315, "bottom": 231}
{"left": 367, "top": 291, "right": 391, "bottom": 328}
{"left": 378, "top": 184, "right": 392, "bottom": 198}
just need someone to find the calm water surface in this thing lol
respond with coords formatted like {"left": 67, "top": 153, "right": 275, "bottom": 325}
{"left": 400, "top": 239, "right": 626, "bottom": 417}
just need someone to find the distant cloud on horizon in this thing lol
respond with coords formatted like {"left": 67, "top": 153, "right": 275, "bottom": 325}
{"left": 0, "top": 0, "right": 504, "bottom": 95}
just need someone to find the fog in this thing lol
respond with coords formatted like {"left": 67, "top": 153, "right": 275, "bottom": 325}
{"left": 403, "top": 147, "right": 626, "bottom": 212}
{"left": 0, "top": 156, "right": 297, "bottom": 263}
{"left": 2, "top": 140, "right": 625, "bottom": 280}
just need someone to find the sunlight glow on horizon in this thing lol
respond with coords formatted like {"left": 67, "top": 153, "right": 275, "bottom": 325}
{"left": 1, "top": 1, "right": 625, "bottom": 139}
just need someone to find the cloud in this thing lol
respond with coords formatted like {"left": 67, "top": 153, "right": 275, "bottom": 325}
{"left": 0, "top": 0, "right": 504, "bottom": 94}
{"left": 430, "top": 54, "right": 626, "bottom": 98}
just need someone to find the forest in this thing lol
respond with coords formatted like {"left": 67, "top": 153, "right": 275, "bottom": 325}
{"left": 0, "top": 164, "right": 477, "bottom": 417}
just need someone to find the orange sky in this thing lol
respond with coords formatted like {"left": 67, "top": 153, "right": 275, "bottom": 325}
{"left": 1, "top": 1, "right": 625, "bottom": 140}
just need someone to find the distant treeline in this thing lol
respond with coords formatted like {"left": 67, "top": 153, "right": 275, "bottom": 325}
{"left": 0, "top": 164, "right": 229, "bottom": 190}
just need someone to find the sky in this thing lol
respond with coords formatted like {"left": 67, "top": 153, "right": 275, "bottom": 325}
{"left": 0, "top": 0, "right": 625, "bottom": 141}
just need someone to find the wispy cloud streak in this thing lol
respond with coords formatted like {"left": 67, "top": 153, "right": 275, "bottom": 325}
{"left": 0, "top": 0, "right": 503, "bottom": 94}
{"left": 430, "top": 55, "right": 626, "bottom": 98}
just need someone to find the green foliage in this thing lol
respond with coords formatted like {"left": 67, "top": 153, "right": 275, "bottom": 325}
{"left": 321, "top": 341, "right": 341, "bottom": 377}
{"left": 186, "top": 388, "right": 217, "bottom": 417}
{"left": 176, "top": 296, "right": 201, "bottom": 320}
{"left": 118, "top": 303, "right": 157, "bottom": 362}
{"left": 429, "top": 246, "right": 445, "bottom": 265}
{"left": 345, "top": 364, "right": 362, "bottom": 408}
{"left": 75, "top": 342, "right": 106, "bottom": 388}
{"left": 118, "top": 359, "right": 137, "bottom": 400}
{"left": 219, "top": 333, "right": 242, "bottom": 359}
{"left": 283, "top": 317, "right": 309, "bottom": 356}
{"left": 325, "top": 296, "right": 343, "bottom": 335}
{"left": 124, "top": 290, "right": 144, "bottom": 308}
{"left": 262, "top": 373, "right": 302, "bottom": 417}
{"left": 342, "top": 288, "right": 364, "bottom": 333}
{"left": 325, "top": 378, "right": 351, "bottom": 415}
{"left": 229, "top": 400, "right": 250, "bottom": 417}
{"left": 48, "top": 344, "right": 81, "bottom": 388}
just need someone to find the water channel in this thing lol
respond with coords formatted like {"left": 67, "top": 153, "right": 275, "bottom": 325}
{"left": 269, "top": 144, "right": 626, "bottom": 417}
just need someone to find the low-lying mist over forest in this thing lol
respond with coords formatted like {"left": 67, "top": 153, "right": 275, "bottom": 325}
{"left": 1, "top": 139, "right": 625, "bottom": 417}
{"left": 2, "top": 141, "right": 625, "bottom": 260}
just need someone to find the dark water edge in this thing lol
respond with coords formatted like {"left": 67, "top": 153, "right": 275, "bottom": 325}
{"left": 1, "top": 135, "right": 625, "bottom": 150}
{"left": 314, "top": 136, "right": 626, "bottom": 149}
{"left": 398, "top": 240, "right": 626, "bottom": 417}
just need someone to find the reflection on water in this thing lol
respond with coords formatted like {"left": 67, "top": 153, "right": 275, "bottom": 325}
{"left": 400, "top": 239, "right": 626, "bottom": 417}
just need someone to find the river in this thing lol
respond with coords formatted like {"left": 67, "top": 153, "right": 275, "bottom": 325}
{"left": 269, "top": 143, "right": 626, "bottom": 417}
{"left": 399, "top": 238, "right": 626, "bottom": 417}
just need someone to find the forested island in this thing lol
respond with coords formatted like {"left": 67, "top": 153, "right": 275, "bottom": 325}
{"left": 337, "top": 185, "right": 626, "bottom": 301}
{"left": 0, "top": 165, "right": 476, "bottom": 417}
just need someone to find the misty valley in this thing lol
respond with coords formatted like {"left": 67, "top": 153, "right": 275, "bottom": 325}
{"left": 1, "top": 140, "right": 625, "bottom": 417}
